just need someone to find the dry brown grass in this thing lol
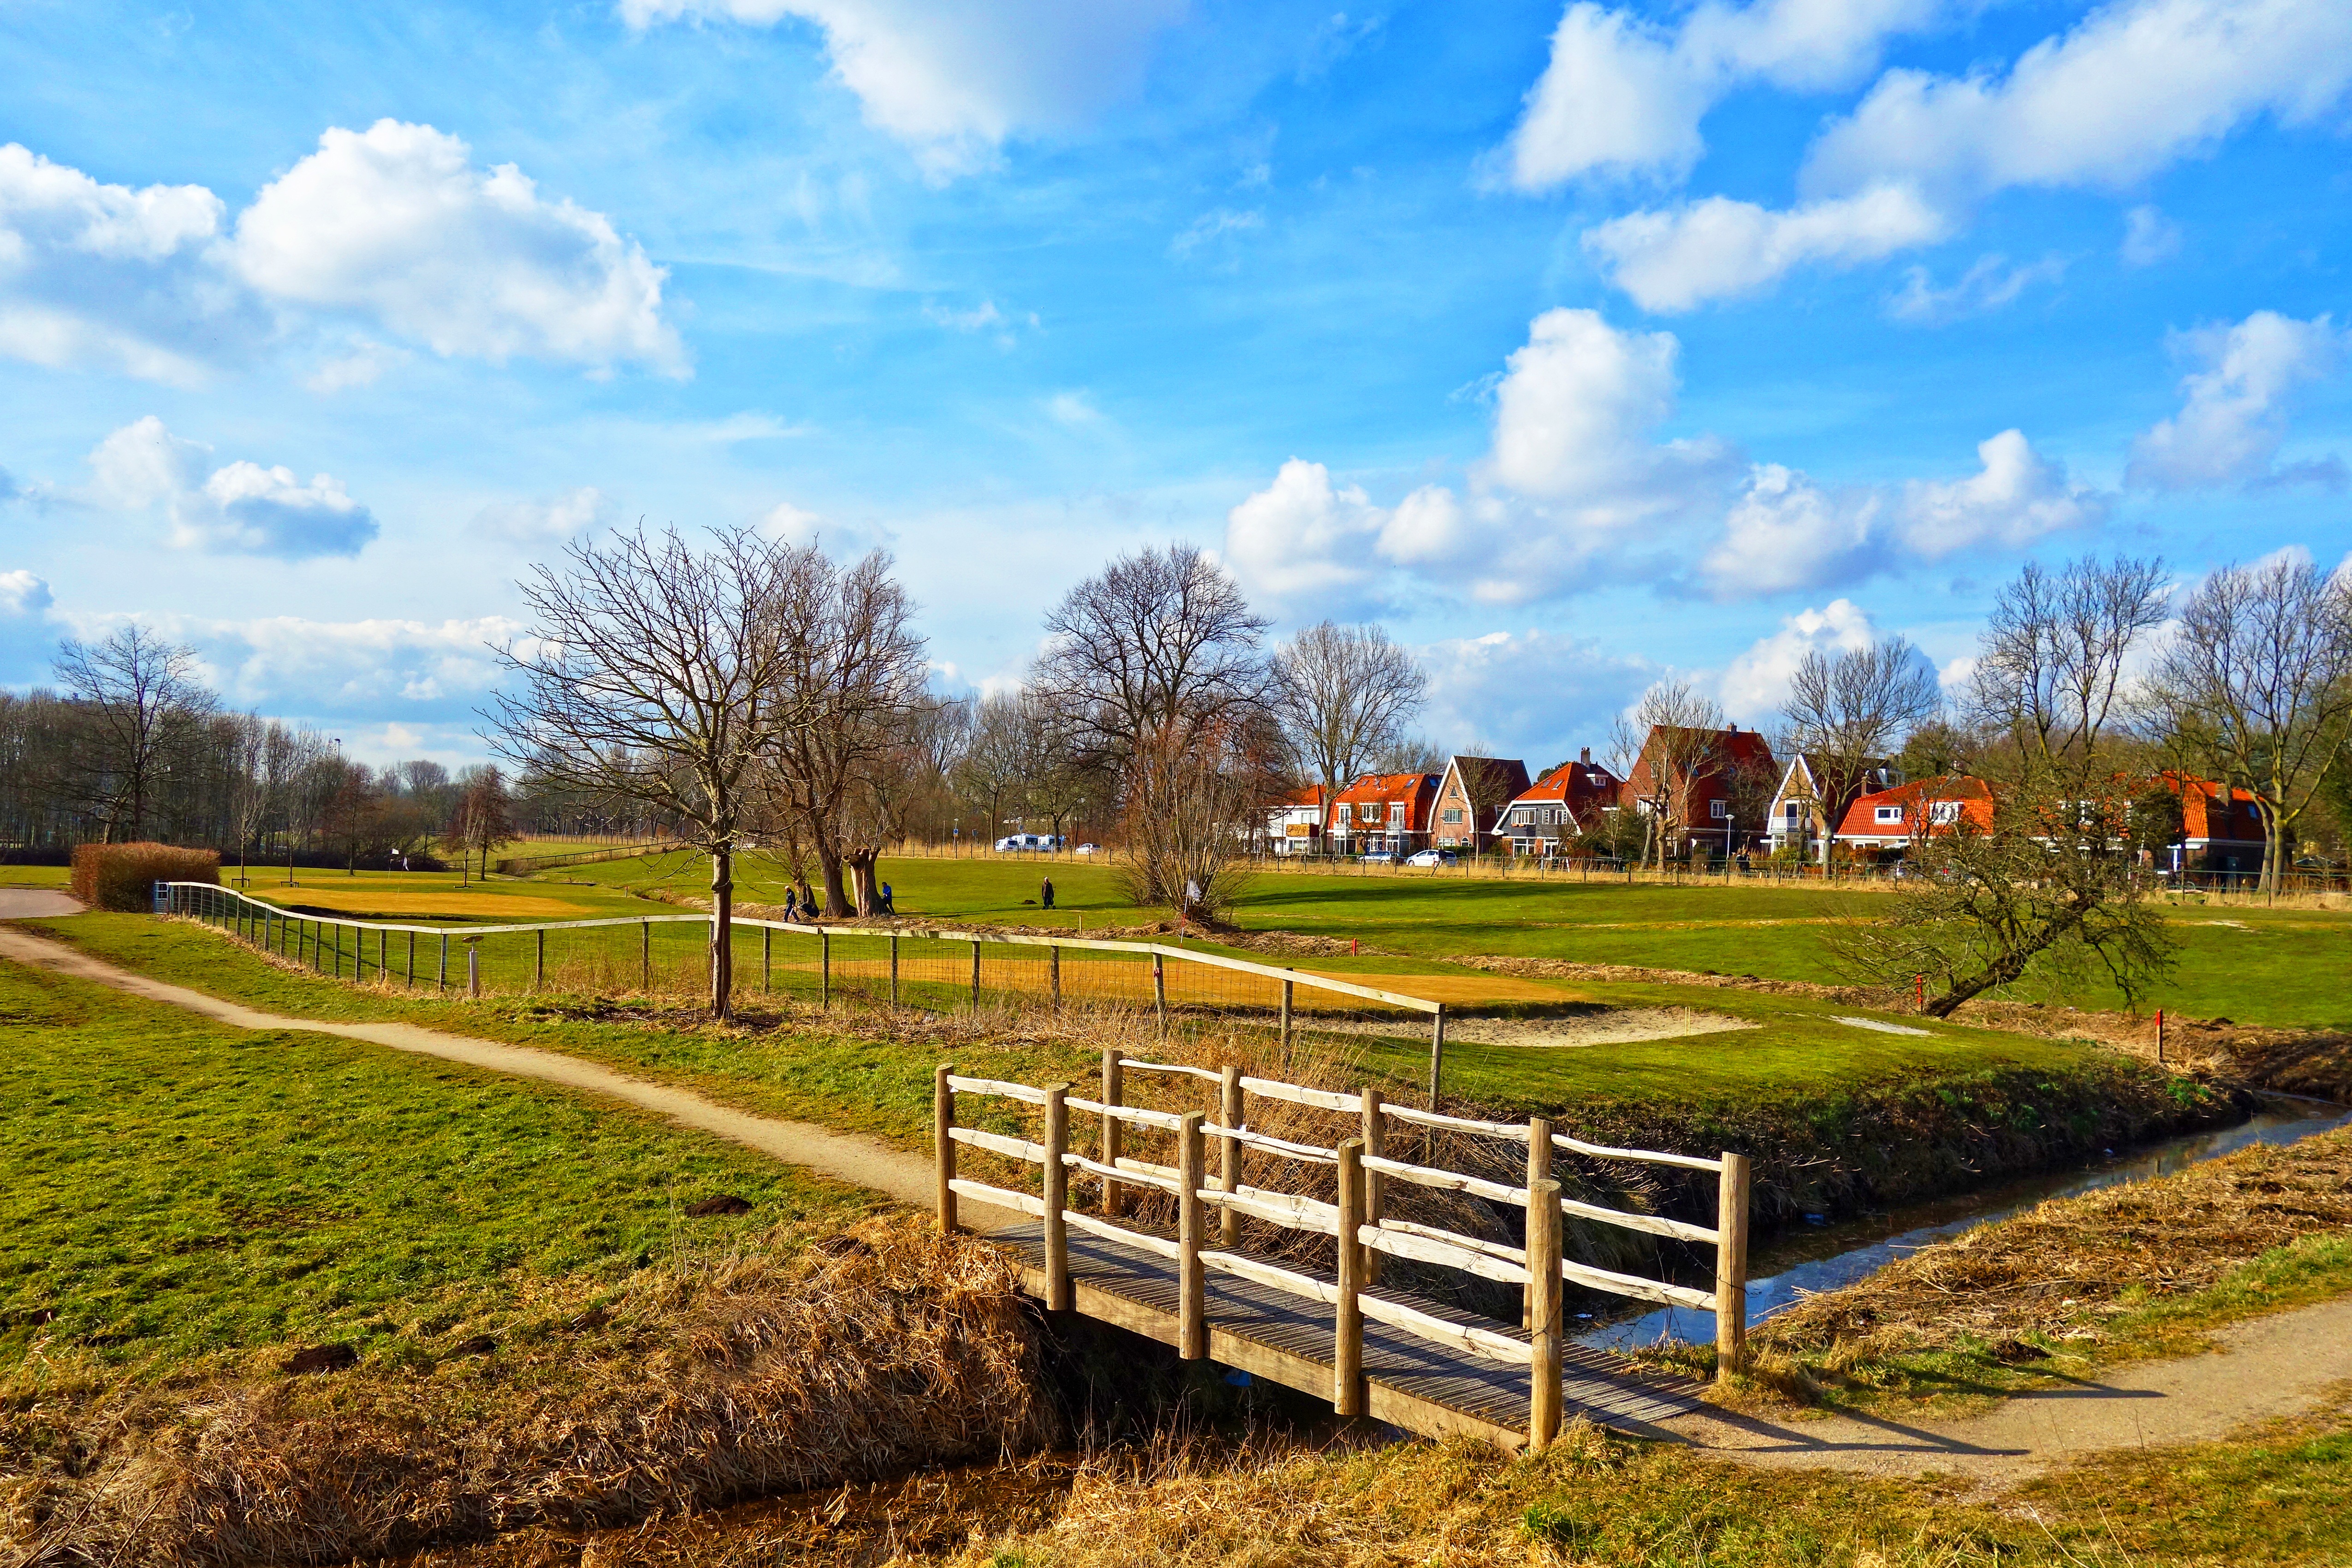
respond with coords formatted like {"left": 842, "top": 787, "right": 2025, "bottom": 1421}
{"left": 1757, "top": 1126, "right": 2352, "bottom": 1368}
{"left": 1, "top": 1219, "right": 1048, "bottom": 1568}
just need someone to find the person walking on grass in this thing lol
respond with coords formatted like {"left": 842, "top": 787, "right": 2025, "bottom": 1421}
{"left": 1040, "top": 875, "right": 1055, "bottom": 911}
{"left": 879, "top": 881, "right": 895, "bottom": 916}
{"left": 783, "top": 886, "right": 798, "bottom": 922}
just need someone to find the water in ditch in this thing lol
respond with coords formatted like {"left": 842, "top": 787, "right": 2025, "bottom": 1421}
{"left": 1576, "top": 1094, "right": 2352, "bottom": 1352}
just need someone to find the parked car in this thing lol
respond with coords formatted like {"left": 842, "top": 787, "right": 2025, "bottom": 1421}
{"left": 994, "top": 833, "right": 1062, "bottom": 852}
{"left": 1358, "top": 851, "right": 1401, "bottom": 865}
{"left": 1072, "top": 843, "right": 1103, "bottom": 856}
{"left": 1404, "top": 849, "right": 1456, "bottom": 867}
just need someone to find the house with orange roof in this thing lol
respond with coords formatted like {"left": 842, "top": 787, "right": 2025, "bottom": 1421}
{"left": 1833, "top": 775, "right": 1996, "bottom": 854}
{"left": 1623, "top": 723, "right": 1777, "bottom": 858}
{"left": 1494, "top": 750, "right": 1623, "bottom": 857}
{"left": 1262, "top": 784, "right": 1330, "bottom": 857}
{"left": 1325, "top": 771, "right": 1440, "bottom": 858}
{"left": 2148, "top": 771, "right": 2268, "bottom": 874}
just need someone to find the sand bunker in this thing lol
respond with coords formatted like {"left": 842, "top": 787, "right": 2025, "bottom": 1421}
{"left": 1313, "top": 1005, "right": 1758, "bottom": 1049}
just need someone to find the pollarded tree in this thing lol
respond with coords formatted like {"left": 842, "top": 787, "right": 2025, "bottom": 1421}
{"left": 488, "top": 525, "right": 812, "bottom": 1019}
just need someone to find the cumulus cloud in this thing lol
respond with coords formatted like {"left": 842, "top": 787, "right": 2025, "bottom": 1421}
{"left": 232, "top": 122, "right": 684, "bottom": 374}
{"left": 89, "top": 416, "right": 379, "bottom": 559}
{"left": 475, "top": 486, "right": 611, "bottom": 545}
{"left": 1887, "top": 252, "right": 2066, "bottom": 323}
{"left": 1703, "top": 430, "right": 2108, "bottom": 596}
{"left": 1717, "top": 598, "right": 1878, "bottom": 720}
{"left": 758, "top": 499, "right": 894, "bottom": 559}
{"left": 0, "top": 142, "right": 257, "bottom": 384}
{"left": 1414, "top": 628, "right": 1655, "bottom": 764}
{"left": 0, "top": 130, "right": 680, "bottom": 382}
{"left": 1583, "top": 184, "right": 1948, "bottom": 313}
{"left": 0, "top": 568, "right": 53, "bottom": 617}
{"left": 1497, "top": 0, "right": 1952, "bottom": 189}
{"left": 618, "top": 0, "right": 1185, "bottom": 176}
{"left": 2127, "top": 311, "right": 2347, "bottom": 490}
{"left": 1224, "top": 310, "right": 1733, "bottom": 609}
{"left": 174, "top": 613, "right": 525, "bottom": 722}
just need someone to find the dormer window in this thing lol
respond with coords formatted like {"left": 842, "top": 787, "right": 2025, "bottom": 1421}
{"left": 1875, "top": 805, "right": 1904, "bottom": 824}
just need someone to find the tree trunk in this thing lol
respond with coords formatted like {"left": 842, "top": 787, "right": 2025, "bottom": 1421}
{"left": 710, "top": 844, "right": 734, "bottom": 1019}
{"left": 847, "top": 850, "right": 879, "bottom": 915}
{"left": 1924, "top": 904, "right": 2088, "bottom": 1017}
{"left": 817, "top": 841, "right": 852, "bottom": 917}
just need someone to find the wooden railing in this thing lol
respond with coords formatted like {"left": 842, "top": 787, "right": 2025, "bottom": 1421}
{"left": 935, "top": 1057, "right": 1751, "bottom": 1449}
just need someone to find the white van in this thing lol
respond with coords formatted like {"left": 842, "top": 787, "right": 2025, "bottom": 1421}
{"left": 994, "top": 833, "right": 1063, "bottom": 852}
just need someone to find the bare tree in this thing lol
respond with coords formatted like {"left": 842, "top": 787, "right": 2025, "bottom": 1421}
{"left": 1967, "top": 556, "right": 2168, "bottom": 779}
{"left": 487, "top": 525, "right": 810, "bottom": 1018}
{"left": 954, "top": 693, "right": 1030, "bottom": 841}
{"left": 2150, "top": 555, "right": 2352, "bottom": 894}
{"left": 1031, "top": 544, "right": 1271, "bottom": 772}
{"left": 52, "top": 625, "right": 214, "bottom": 841}
{"left": 445, "top": 765, "right": 518, "bottom": 884}
{"left": 756, "top": 548, "right": 932, "bottom": 916}
{"left": 224, "top": 713, "right": 279, "bottom": 885}
{"left": 1270, "top": 621, "right": 1428, "bottom": 795}
{"left": 1015, "top": 690, "right": 1098, "bottom": 842}
{"left": 1368, "top": 734, "right": 1447, "bottom": 777}
{"left": 1782, "top": 638, "right": 1942, "bottom": 866}
{"left": 1119, "top": 715, "right": 1270, "bottom": 922}
{"left": 1615, "top": 679, "right": 1727, "bottom": 869}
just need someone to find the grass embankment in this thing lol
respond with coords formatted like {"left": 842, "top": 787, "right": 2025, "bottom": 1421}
{"left": 19, "top": 914, "right": 2234, "bottom": 1231}
{"left": 1733, "top": 1124, "right": 2352, "bottom": 1412}
{"left": 0, "top": 958, "right": 1046, "bottom": 1566}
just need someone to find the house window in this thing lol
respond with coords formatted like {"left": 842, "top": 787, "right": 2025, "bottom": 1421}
{"left": 1442, "top": 807, "right": 1464, "bottom": 825}
{"left": 1386, "top": 803, "right": 1399, "bottom": 822}
{"left": 1783, "top": 803, "right": 1800, "bottom": 826}
{"left": 1930, "top": 801, "right": 1961, "bottom": 825}
{"left": 1875, "top": 805, "right": 1904, "bottom": 824}
{"left": 1709, "top": 799, "right": 1729, "bottom": 820}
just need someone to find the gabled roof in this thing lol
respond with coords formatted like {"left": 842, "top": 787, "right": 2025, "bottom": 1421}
{"left": 1506, "top": 759, "right": 1620, "bottom": 808}
{"left": 2148, "top": 771, "right": 2265, "bottom": 843}
{"left": 1332, "top": 771, "right": 1437, "bottom": 803}
{"left": 1625, "top": 725, "right": 1776, "bottom": 795}
{"left": 1834, "top": 775, "right": 1995, "bottom": 839}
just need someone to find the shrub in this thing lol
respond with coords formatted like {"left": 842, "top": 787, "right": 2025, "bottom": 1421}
{"left": 70, "top": 842, "right": 220, "bottom": 912}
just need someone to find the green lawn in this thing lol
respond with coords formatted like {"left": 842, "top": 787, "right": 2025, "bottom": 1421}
{"left": 0, "top": 953, "right": 877, "bottom": 1373}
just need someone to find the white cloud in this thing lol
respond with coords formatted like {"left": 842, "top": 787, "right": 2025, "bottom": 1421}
{"left": 1223, "top": 310, "right": 1733, "bottom": 609}
{"left": 1414, "top": 628, "right": 1655, "bottom": 764}
{"left": 1044, "top": 390, "right": 1107, "bottom": 429}
{"left": 1497, "top": 0, "right": 1952, "bottom": 189}
{"left": 305, "top": 339, "right": 408, "bottom": 394}
{"left": 758, "top": 499, "right": 894, "bottom": 559}
{"left": 0, "top": 142, "right": 253, "bottom": 384}
{"left": 1887, "top": 252, "right": 2066, "bottom": 323}
{"left": 924, "top": 299, "right": 1005, "bottom": 331}
{"left": 89, "top": 416, "right": 380, "bottom": 560}
{"left": 476, "top": 486, "right": 611, "bottom": 545}
{"left": 1583, "top": 183, "right": 1948, "bottom": 312}
{"left": 1803, "top": 0, "right": 2352, "bottom": 207}
{"left": 233, "top": 121, "right": 683, "bottom": 374}
{"left": 1171, "top": 207, "right": 1263, "bottom": 260}
{"left": 0, "top": 568, "right": 53, "bottom": 617}
{"left": 618, "top": 0, "right": 1186, "bottom": 177}
{"left": 1718, "top": 598, "right": 1878, "bottom": 721}
{"left": 1703, "top": 429, "right": 2107, "bottom": 596}
{"left": 2126, "top": 311, "right": 2347, "bottom": 490}
{"left": 2122, "top": 204, "right": 2181, "bottom": 266}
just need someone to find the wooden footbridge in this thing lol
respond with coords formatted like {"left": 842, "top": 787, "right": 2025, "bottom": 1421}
{"left": 937, "top": 1057, "right": 1752, "bottom": 1450}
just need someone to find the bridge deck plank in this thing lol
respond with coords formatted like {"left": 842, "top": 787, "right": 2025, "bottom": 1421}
{"left": 988, "top": 1223, "right": 1703, "bottom": 1441}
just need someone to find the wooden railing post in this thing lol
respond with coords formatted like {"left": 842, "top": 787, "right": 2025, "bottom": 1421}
{"left": 1427, "top": 1005, "right": 1447, "bottom": 1106}
{"left": 1050, "top": 945, "right": 1062, "bottom": 1012}
{"left": 1218, "top": 1065, "right": 1242, "bottom": 1248}
{"left": 1177, "top": 1111, "right": 1206, "bottom": 1360}
{"left": 1360, "top": 1087, "right": 1386, "bottom": 1285}
{"left": 535, "top": 929, "right": 545, "bottom": 990}
{"left": 1279, "top": 976, "right": 1294, "bottom": 1067}
{"left": 890, "top": 933, "right": 901, "bottom": 1005}
{"left": 640, "top": 920, "right": 651, "bottom": 990}
{"left": 763, "top": 926, "right": 772, "bottom": 993}
{"left": 406, "top": 931, "right": 415, "bottom": 989}
{"left": 1100, "top": 1050, "right": 1124, "bottom": 1216}
{"left": 1715, "top": 1152, "right": 1751, "bottom": 1383}
{"left": 1527, "top": 1175, "right": 1562, "bottom": 1449}
{"left": 1044, "top": 1083, "right": 1072, "bottom": 1311}
{"left": 821, "top": 930, "right": 832, "bottom": 1009}
{"left": 438, "top": 932, "right": 447, "bottom": 992}
{"left": 970, "top": 940, "right": 982, "bottom": 1013}
{"left": 1153, "top": 952, "right": 1168, "bottom": 1036}
{"left": 934, "top": 1065, "right": 958, "bottom": 1234}
{"left": 1525, "top": 1117, "right": 1554, "bottom": 1328}
{"left": 467, "top": 942, "right": 481, "bottom": 998}
{"left": 1334, "top": 1136, "right": 1365, "bottom": 1417}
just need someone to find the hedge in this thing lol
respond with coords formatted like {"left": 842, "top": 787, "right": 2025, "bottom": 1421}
{"left": 71, "top": 843, "right": 220, "bottom": 912}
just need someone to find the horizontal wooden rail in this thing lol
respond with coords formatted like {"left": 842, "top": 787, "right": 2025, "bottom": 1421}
{"left": 1118, "top": 1058, "right": 1224, "bottom": 1083}
{"left": 1066, "top": 1095, "right": 1188, "bottom": 1131}
{"left": 1063, "top": 1151, "right": 1178, "bottom": 1195}
{"left": 1378, "top": 1216, "right": 1528, "bottom": 1268}
{"left": 1065, "top": 1208, "right": 1182, "bottom": 1260}
{"left": 1200, "top": 1248, "right": 1339, "bottom": 1305}
{"left": 1359, "top": 1293, "right": 1532, "bottom": 1366}
{"left": 1201, "top": 1123, "right": 1338, "bottom": 1165}
{"left": 1562, "top": 1196, "right": 1718, "bottom": 1245}
{"left": 946, "top": 1075, "right": 1050, "bottom": 1104}
{"left": 1381, "top": 1102, "right": 1530, "bottom": 1140}
{"left": 948, "top": 1177, "right": 1045, "bottom": 1218}
{"left": 1241, "top": 1076, "right": 1361, "bottom": 1112}
{"left": 1562, "top": 1258, "right": 1716, "bottom": 1311}
{"left": 1553, "top": 1130, "right": 1725, "bottom": 1174}
{"left": 949, "top": 1126, "right": 1047, "bottom": 1163}
{"left": 1362, "top": 1153, "right": 1526, "bottom": 1206}
{"left": 1202, "top": 1187, "right": 1341, "bottom": 1236}
{"left": 1114, "top": 1154, "right": 1181, "bottom": 1182}
{"left": 1361, "top": 1224, "right": 1530, "bottom": 1286}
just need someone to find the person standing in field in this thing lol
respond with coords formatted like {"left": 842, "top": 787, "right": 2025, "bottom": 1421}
{"left": 1040, "top": 875, "right": 1055, "bottom": 911}
{"left": 782, "top": 886, "right": 798, "bottom": 922}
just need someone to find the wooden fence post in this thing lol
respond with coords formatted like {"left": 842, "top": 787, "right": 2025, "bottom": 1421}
{"left": 640, "top": 921, "right": 651, "bottom": 991}
{"left": 1427, "top": 1005, "right": 1447, "bottom": 1106}
{"left": 1715, "top": 1152, "right": 1751, "bottom": 1383}
{"left": 1050, "top": 945, "right": 1061, "bottom": 1012}
{"left": 763, "top": 926, "right": 772, "bottom": 994}
{"left": 1218, "top": 1065, "right": 1242, "bottom": 1248}
{"left": 437, "top": 933, "right": 447, "bottom": 992}
{"left": 1153, "top": 952, "right": 1167, "bottom": 1036}
{"left": 890, "top": 933, "right": 900, "bottom": 1005}
{"left": 1044, "top": 1083, "right": 1072, "bottom": 1311}
{"left": 934, "top": 1065, "right": 958, "bottom": 1234}
{"left": 1334, "top": 1136, "right": 1365, "bottom": 1417}
{"left": 1177, "top": 1111, "right": 1206, "bottom": 1360}
{"left": 535, "top": 929, "right": 545, "bottom": 990}
{"left": 1280, "top": 976, "right": 1294, "bottom": 1067}
{"left": 970, "top": 941, "right": 981, "bottom": 1013}
{"left": 1360, "top": 1086, "right": 1386, "bottom": 1285}
{"left": 1527, "top": 1175, "right": 1562, "bottom": 1449}
{"left": 821, "top": 930, "right": 832, "bottom": 1009}
{"left": 1525, "top": 1116, "right": 1553, "bottom": 1328}
{"left": 1100, "top": 1049, "right": 1124, "bottom": 1216}
{"left": 407, "top": 931, "right": 415, "bottom": 989}
{"left": 467, "top": 943, "right": 481, "bottom": 998}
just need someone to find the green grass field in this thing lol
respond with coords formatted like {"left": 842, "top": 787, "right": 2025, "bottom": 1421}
{"left": 0, "top": 953, "right": 877, "bottom": 1373}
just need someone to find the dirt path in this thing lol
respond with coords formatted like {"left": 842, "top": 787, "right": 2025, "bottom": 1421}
{"left": 0, "top": 917, "right": 948, "bottom": 1216}
{"left": 1658, "top": 1295, "right": 2352, "bottom": 1484}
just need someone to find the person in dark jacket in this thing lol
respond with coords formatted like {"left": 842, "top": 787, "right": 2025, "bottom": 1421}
{"left": 1040, "top": 876, "right": 1055, "bottom": 911}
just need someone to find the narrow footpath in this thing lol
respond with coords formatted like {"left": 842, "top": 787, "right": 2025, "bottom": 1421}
{"left": 5, "top": 894, "right": 2349, "bottom": 1486}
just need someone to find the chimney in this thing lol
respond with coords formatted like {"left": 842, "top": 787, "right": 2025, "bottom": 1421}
{"left": 1579, "top": 747, "right": 1591, "bottom": 766}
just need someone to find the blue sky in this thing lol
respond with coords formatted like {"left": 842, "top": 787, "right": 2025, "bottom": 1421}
{"left": 1, "top": 0, "right": 2347, "bottom": 768}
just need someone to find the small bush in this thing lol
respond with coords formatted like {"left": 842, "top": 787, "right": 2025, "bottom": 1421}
{"left": 70, "top": 842, "right": 220, "bottom": 911}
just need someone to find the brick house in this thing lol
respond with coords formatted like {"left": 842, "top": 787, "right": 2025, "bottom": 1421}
{"left": 1430, "top": 755, "right": 1532, "bottom": 853}
{"left": 2150, "top": 772, "right": 2268, "bottom": 874}
{"left": 1325, "top": 772, "right": 1440, "bottom": 857}
{"left": 1262, "top": 785, "right": 1330, "bottom": 857}
{"left": 1494, "top": 751, "right": 1623, "bottom": 857}
{"left": 1623, "top": 724, "right": 1777, "bottom": 858}
{"left": 1833, "top": 775, "right": 1996, "bottom": 854}
{"left": 1765, "top": 752, "right": 1894, "bottom": 858}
